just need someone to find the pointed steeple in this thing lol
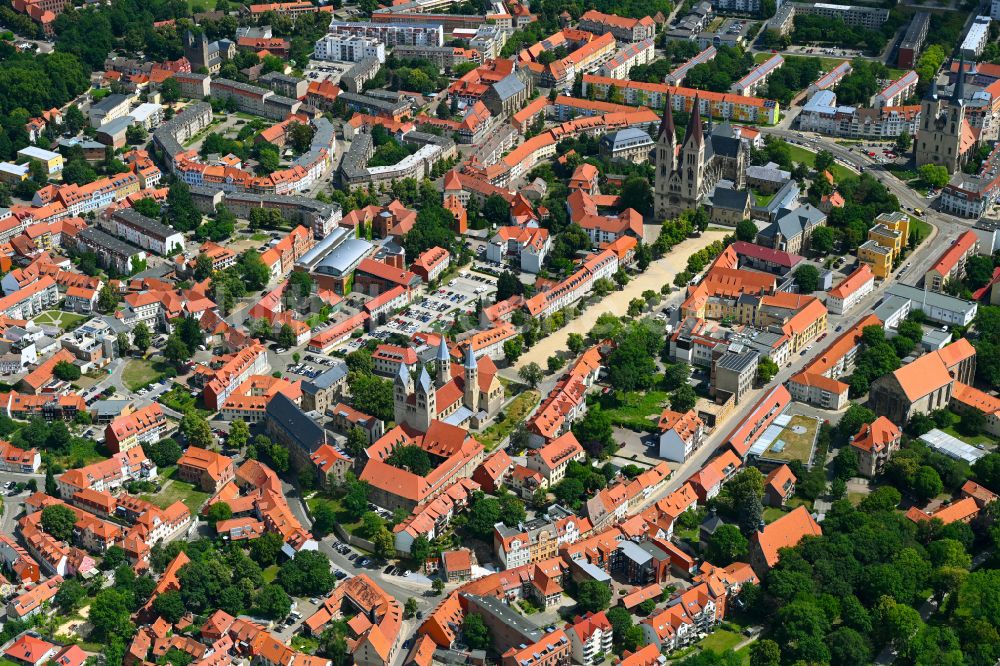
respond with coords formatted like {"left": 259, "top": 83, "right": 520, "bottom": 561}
{"left": 464, "top": 344, "right": 476, "bottom": 370}
{"left": 417, "top": 365, "right": 432, "bottom": 393}
{"left": 436, "top": 336, "right": 449, "bottom": 362}
{"left": 952, "top": 55, "right": 966, "bottom": 106}
{"left": 687, "top": 95, "right": 703, "bottom": 146}
{"left": 658, "top": 91, "right": 675, "bottom": 140}
{"left": 395, "top": 362, "right": 411, "bottom": 386}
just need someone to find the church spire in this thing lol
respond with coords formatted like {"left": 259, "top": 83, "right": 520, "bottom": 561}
{"left": 658, "top": 91, "right": 675, "bottom": 139}
{"left": 952, "top": 55, "right": 966, "bottom": 106}
{"left": 688, "top": 95, "right": 703, "bottom": 146}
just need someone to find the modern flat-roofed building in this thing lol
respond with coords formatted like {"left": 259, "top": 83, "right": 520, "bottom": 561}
{"left": 898, "top": 12, "right": 930, "bottom": 69}
{"left": 89, "top": 94, "right": 131, "bottom": 128}
{"left": 326, "top": 20, "right": 444, "bottom": 47}
{"left": 313, "top": 33, "right": 386, "bottom": 62}
{"left": 17, "top": 146, "right": 63, "bottom": 174}
{"left": 961, "top": 15, "right": 991, "bottom": 59}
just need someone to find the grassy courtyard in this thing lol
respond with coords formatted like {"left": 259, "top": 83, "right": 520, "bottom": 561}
{"left": 32, "top": 310, "right": 88, "bottom": 330}
{"left": 909, "top": 216, "right": 933, "bottom": 244}
{"left": 122, "top": 358, "right": 168, "bottom": 392}
{"left": 593, "top": 390, "right": 670, "bottom": 432}
{"left": 479, "top": 390, "right": 541, "bottom": 450}
{"left": 141, "top": 468, "right": 210, "bottom": 513}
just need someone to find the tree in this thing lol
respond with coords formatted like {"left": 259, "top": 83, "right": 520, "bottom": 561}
{"left": 482, "top": 194, "right": 509, "bottom": 227}
{"left": 148, "top": 438, "right": 182, "bottom": 468}
{"left": 411, "top": 535, "right": 431, "bottom": 565}
{"left": 343, "top": 475, "right": 370, "bottom": 522}
{"left": 41, "top": 504, "right": 76, "bottom": 542}
{"left": 913, "top": 465, "right": 944, "bottom": 502}
{"left": 90, "top": 589, "right": 134, "bottom": 640}
{"left": 345, "top": 427, "right": 368, "bottom": 459}
{"left": 165, "top": 336, "right": 189, "bottom": 367}
{"left": 466, "top": 495, "right": 502, "bottom": 539}
{"left": 918, "top": 164, "right": 949, "bottom": 188}
{"left": 228, "top": 419, "right": 250, "bottom": 450}
{"left": 834, "top": 446, "right": 859, "bottom": 480}
{"left": 348, "top": 373, "right": 393, "bottom": 421}
{"left": 573, "top": 407, "right": 614, "bottom": 457}
{"left": 97, "top": 283, "right": 120, "bottom": 312}
{"left": 793, "top": 264, "right": 820, "bottom": 293}
{"left": 432, "top": 578, "right": 445, "bottom": 594}
{"left": 180, "top": 412, "right": 214, "bottom": 449}
{"left": 153, "top": 589, "right": 185, "bottom": 623}
{"left": 895, "top": 130, "right": 912, "bottom": 152}
{"left": 277, "top": 323, "right": 296, "bottom": 349}
{"left": 255, "top": 584, "right": 292, "bottom": 619}
{"left": 45, "top": 467, "right": 58, "bottom": 496}
{"left": 462, "top": 613, "right": 490, "bottom": 649}
{"left": 706, "top": 524, "right": 748, "bottom": 566}
{"left": 102, "top": 546, "right": 127, "bottom": 571}
{"left": 206, "top": 502, "right": 233, "bottom": 525}
{"left": 620, "top": 176, "right": 652, "bottom": 213}
{"left": 607, "top": 606, "right": 642, "bottom": 653}
{"left": 811, "top": 226, "right": 834, "bottom": 254}
{"left": 750, "top": 640, "right": 781, "bottom": 666}
{"left": 249, "top": 532, "right": 284, "bottom": 567}
{"left": 132, "top": 322, "right": 151, "bottom": 352}
{"left": 965, "top": 255, "right": 995, "bottom": 290}
{"left": 161, "top": 77, "right": 181, "bottom": 103}
{"left": 757, "top": 357, "right": 779, "bottom": 383}
{"left": 671, "top": 383, "right": 697, "bottom": 412}
{"left": 567, "top": 333, "right": 585, "bottom": 354}
{"left": 825, "top": 626, "right": 870, "bottom": 666}
{"left": 53, "top": 360, "right": 81, "bottom": 381}
{"left": 503, "top": 336, "right": 524, "bottom": 363}
{"left": 277, "top": 550, "right": 335, "bottom": 597}
{"left": 55, "top": 578, "right": 87, "bottom": 612}
{"left": 125, "top": 124, "right": 147, "bottom": 144}
{"left": 736, "top": 218, "right": 757, "bottom": 242}
{"left": 576, "top": 580, "right": 613, "bottom": 613}
{"left": 518, "top": 362, "right": 543, "bottom": 388}
{"left": 166, "top": 181, "right": 202, "bottom": 232}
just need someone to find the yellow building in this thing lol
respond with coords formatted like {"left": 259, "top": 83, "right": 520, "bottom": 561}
{"left": 0, "top": 162, "right": 28, "bottom": 185}
{"left": 858, "top": 239, "right": 893, "bottom": 278}
{"left": 868, "top": 211, "right": 909, "bottom": 260}
{"left": 16, "top": 147, "right": 64, "bottom": 175}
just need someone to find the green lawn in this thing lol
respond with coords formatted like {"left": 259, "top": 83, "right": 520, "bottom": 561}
{"left": 909, "top": 216, "right": 933, "bottom": 244}
{"left": 291, "top": 636, "right": 319, "bottom": 653}
{"left": 141, "top": 468, "right": 210, "bottom": 513}
{"left": 941, "top": 426, "right": 996, "bottom": 448}
{"left": 753, "top": 190, "right": 776, "bottom": 207}
{"left": 847, "top": 491, "right": 867, "bottom": 506}
{"left": 478, "top": 390, "right": 540, "bottom": 450}
{"left": 307, "top": 495, "right": 362, "bottom": 536}
{"left": 262, "top": 564, "right": 279, "bottom": 583}
{"left": 753, "top": 53, "right": 847, "bottom": 72}
{"left": 32, "top": 310, "right": 89, "bottom": 330}
{"left": 593, "top": 390, "right": 670, "bottom": 432}
{"left": 122, "top": 358, "right": 168, "bottom": 392}
{"left": 787, "top": 145, "right": 854, "bottom": 182}
{"left": 56, "top": 438, "right": 106, "bottom": 470}
{"left": 762, "top": 506, "right": 786, "bottom": 523}
{"left": 697, "top": 629, "right": 744, "bottom": 653}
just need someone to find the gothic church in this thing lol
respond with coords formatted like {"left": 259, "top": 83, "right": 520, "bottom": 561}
{"left": 654, "top": 93, "right": 750, "bottom": 220}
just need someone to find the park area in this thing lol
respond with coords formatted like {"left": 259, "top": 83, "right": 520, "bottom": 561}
{"left": 122, "top": 358, "right": 169, "bottom": 391}
{"left": 32, "top": 310, "right": 88, "bottom": 331}
{"left": 140, "top": 467, "right": 210, "bottom": 514}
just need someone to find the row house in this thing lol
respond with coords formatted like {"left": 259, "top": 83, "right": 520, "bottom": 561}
{"left": 58, "top": 448, "right": 156, "bottom": 497}
{"left": 105, "top": 403, "right": 167, "bottom": 454}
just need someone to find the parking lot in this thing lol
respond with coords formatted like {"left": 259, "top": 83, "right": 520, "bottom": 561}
{"left": 347, "top": 271, "right": 498, "bottom": 348}
{"left": 285, "top": 354, "right": 343, "bottom": 380}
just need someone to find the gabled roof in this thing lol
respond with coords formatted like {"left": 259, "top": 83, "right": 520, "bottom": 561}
{"left": 752, "top": 505, "right": 821, "bottom": 569}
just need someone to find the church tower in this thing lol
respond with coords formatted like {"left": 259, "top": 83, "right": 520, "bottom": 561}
{"left": 679, "top": 96, "right": 706, "bottom": 205}
{"left": 915, "top": 58, "right": 968, "bottom": 173}
{"left": 654, "top": 92, "right": 677, "bottom": 220}
{"left": 463, "top": 345, "right": 479, "bottom": 413}
{"left": 435, "top": 337, "right": 450, "bottom": 389}
{"left": 414, "top": 366, "right": 435, "bottom": 431}
{"left": 393, "top": 363, "right": 412, "bottom": 425}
